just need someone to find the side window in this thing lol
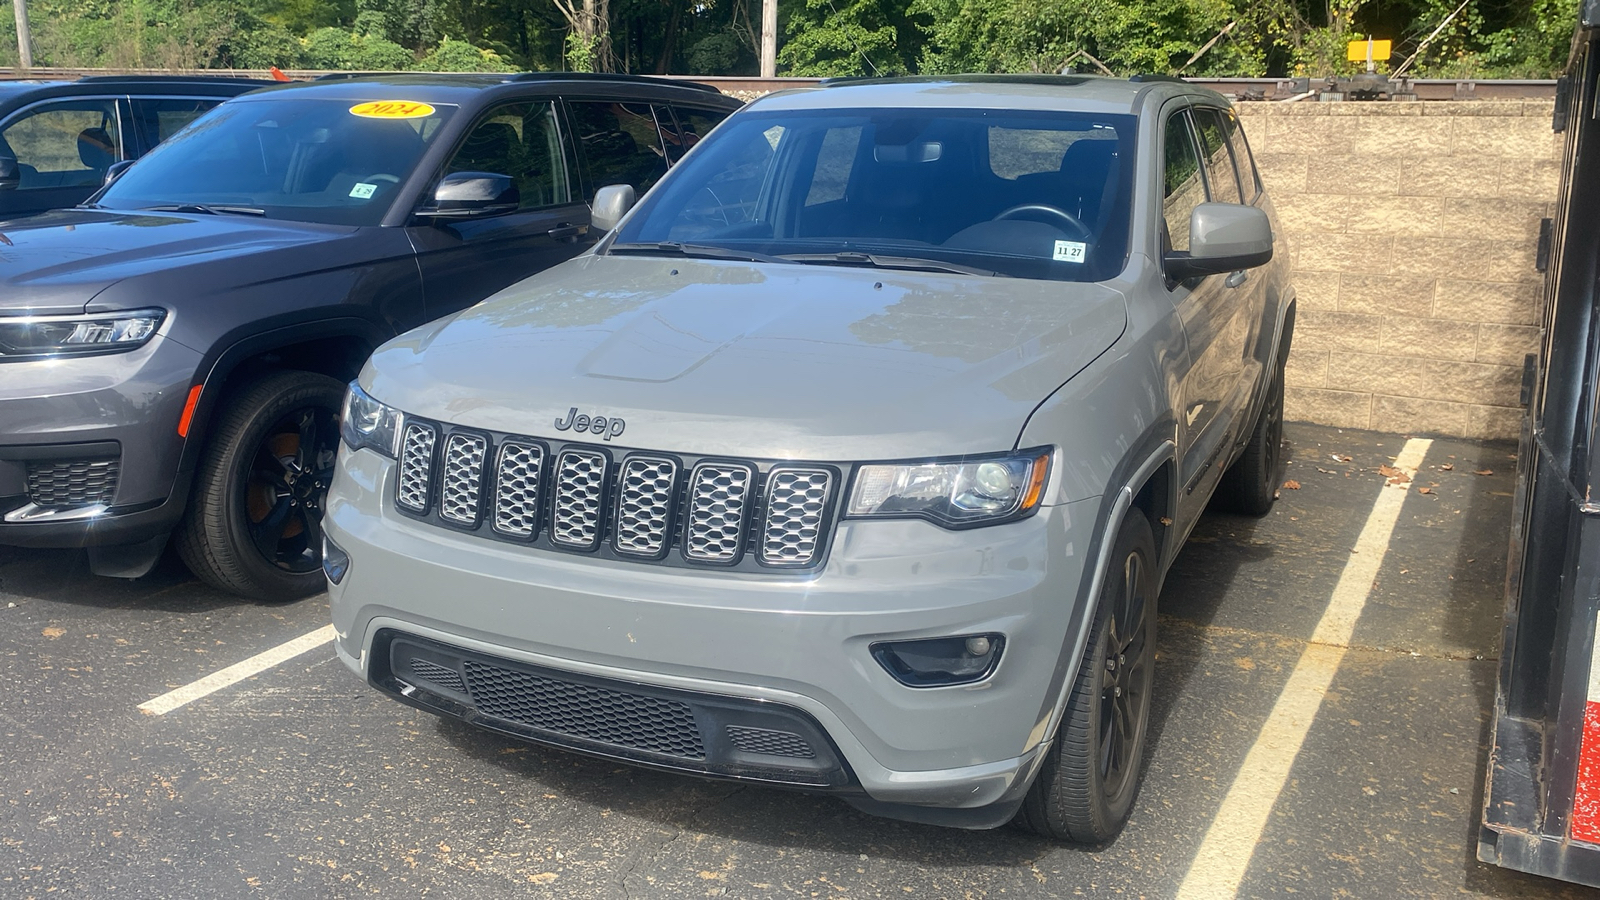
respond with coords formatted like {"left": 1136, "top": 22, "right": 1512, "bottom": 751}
{"left": 1222, "top": 110, "right": 1261, "bottom": 204}
{"left": 0, "top": 99, "right": 122, "bottom": 190}
{"left": 445, "top": 101, "right": 571, "bottom": 210}
{"left": 661, "top": 105, "right": 732, "bottom": 164}
{"left": 1193, "top": 107, "right": 1243, "bottom": 206}
{"left": 566, "top": 100, "right": 669, "bottom": 201}
{"left": 130, "top": 98, "right": 219, "bottom": 152}
{"left": 1162, "top": 111, "right": 1206, "bottom": 253}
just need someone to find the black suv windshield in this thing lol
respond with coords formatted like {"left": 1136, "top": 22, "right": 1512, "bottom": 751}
{"left": 96, "top": 97, "right": 458, "bottom": 226}
{"left": 611, "top": 108, "right": 1137, "bottom": 282}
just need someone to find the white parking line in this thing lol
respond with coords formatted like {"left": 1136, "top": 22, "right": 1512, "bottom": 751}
{"left": 138, "top": 624, "right": 337, "bottom": 716}
{"left": 1175, "top": 438, "right": 1432, "bottom": 900}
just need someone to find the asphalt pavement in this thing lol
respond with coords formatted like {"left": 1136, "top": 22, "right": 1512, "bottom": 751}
{"left": 0, "top": 423, "right": 1589, "bottom": 899}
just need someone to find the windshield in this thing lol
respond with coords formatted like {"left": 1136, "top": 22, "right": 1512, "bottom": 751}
{"left": 95, "top": 97, "right": 458, "bottom": 226}
{"left": 611, "top": 108, "right": 1137, "bottom": 281}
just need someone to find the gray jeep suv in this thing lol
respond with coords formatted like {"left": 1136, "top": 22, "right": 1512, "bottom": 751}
{"left": 324, "top": 75, "right": 1294, "bottom": 841}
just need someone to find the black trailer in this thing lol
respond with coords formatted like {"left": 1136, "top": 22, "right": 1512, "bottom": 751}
{"left": 1478, "top": 0, "right": 1600, "bottom": 886}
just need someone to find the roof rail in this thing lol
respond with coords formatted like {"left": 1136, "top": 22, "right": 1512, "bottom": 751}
{"left": 1127, "top": 74, "right": 1188, "bottom": 84}
{"left": 819, "top": 73, "right": 1094, "bottom": 88}
{"left": 76, "top": 74, "right": 276, "bottom": 84}
{"left": 312, "top": 70, "right": 724, "bottom": 93}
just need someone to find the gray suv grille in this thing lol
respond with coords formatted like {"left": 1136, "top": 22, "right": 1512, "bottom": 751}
{"left": 26, "top": 458, "right": 120, "bottom": 509}
{"left": 396, "top": 423, "right": 437, "bottom": 513}
{"left": 390, "top": 419, "right": 840, "bottom": 571}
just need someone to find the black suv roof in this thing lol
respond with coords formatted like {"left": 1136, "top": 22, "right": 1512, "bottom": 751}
{"left": 240, "top": 72, "right": 739, "bottom": 108}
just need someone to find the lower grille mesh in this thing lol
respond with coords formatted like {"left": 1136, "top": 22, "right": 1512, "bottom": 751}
{"left": 726, "top": 725, "right": 816, "bottom": 759}
{"left": 26, "top": 459, "right": 119, "bottom": 509}
{"left": 463, "top": 661, "right": 706, "bottom": 758}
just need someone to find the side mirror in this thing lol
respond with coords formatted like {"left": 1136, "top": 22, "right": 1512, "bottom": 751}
{"left": 0, "top": 156, "right": 19, "bottom": 192}
{"left": 104, "top": 159, "right": 134, "bottom": 186}
{"left": 417, "top": 171, "right": 519, "bottom": 219}
{"left": 590, "top": 183, "right": 636, "bottom": 233}
{"left": 1165, "top": 203, "right": 1273, "bottom": 281}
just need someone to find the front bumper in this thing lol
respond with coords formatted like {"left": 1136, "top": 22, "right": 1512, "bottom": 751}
{"left": 325, "top": 446, "right": 1105, "bottom": 820}
{"left": 0, "top": 335, "right": 201, "bottom": 548}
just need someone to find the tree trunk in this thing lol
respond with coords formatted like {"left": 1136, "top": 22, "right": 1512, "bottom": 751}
{"left": 12, "top": 0, "right": 32, "bottom": 70}
{"left": 760, "top": 0, "right": 776, "bottom": 77}
{"left": 655, "top": 0, "right": 684, "bottom": 74}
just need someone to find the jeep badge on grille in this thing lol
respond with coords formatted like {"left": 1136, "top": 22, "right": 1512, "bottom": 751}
{"left": 553, "top": 408, "right": 626, "bottom": 441}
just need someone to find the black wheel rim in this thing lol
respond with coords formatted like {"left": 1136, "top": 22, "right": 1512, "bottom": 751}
{"left": 242, "top": 404, "right": 338, "bottom": 573}
{"left": 1098, "top": 548, "right": 1153, "bottom": 802}
{"left": 1264, "top": 376, "right": 1285, "bottom": 483}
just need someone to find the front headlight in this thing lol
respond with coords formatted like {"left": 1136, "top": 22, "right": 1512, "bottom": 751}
{"left": 846, "top": 448, "right": 1052, "bottom": 528}
{"left": 340, "top": 381, "right": 404, "bottom": 458}
{"left": 0, "top": 308, "right": 165, "bottom": 357}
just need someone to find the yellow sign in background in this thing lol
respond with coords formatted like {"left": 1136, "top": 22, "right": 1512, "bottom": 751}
{"left": 1347, "top": 39, "right": 1393, "bottom": 62}
{"left": 349, "top": 101, "right": 436, "bottom": 119}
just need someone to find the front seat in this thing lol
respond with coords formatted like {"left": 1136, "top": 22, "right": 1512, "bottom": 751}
{"left": 77, "top": 127, "right": 116, "bottom": 183}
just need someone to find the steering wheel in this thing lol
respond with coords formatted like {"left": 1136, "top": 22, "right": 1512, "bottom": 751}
{"left": 994, "top": 203, "right": 1089, "bottom": 237}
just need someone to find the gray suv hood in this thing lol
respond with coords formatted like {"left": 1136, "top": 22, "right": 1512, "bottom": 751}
{"left": 366, "top": 255, "right": 1127, "bottom": 460}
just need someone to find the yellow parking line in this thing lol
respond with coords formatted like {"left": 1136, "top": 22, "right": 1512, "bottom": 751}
{"left": 137, "top": 623, "right": 336, "bottom": 716}
{"left": 1175, "top": 438, "right": 1432, "bottom": 899}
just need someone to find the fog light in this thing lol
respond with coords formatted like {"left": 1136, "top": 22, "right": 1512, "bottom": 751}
{"left": 322, "top": 536, "right": 350, "bottom": 585}
{"left": 871, "top": 633, "right": 1004, "bottom": 688}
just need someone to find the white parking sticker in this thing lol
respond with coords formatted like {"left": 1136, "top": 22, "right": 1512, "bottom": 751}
{"left": 1053, "top": 240, "right": 1087, "bottom": 263}
{"left": 349, "top": 182, "right": 378, "bottom": 199}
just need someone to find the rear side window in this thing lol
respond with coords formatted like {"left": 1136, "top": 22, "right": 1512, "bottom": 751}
{"left": 1192, "top": 108, "right": 1242, "bottom": 205}
{"left": 0, "top": 99, "right": 123, "bottom": 189}
{"left": 1222, "top": 110, "right": 1261, "bottom": 203}
{"left": 567, "top": 100, "right": 669, "bottom": 201}
{"left": 662, "top": 105, "right": 732, "bottom": 164}
{"left": 445, "top": 101, "right": 571, "bottom": 210}
{"left": 1162, "top": 110, "right": 1205, "bottom": 253}
{"left": 130, "top": 98, "right": 220, "bottom": 151}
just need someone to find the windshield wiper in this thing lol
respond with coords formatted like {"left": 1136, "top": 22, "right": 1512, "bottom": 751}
{"left": 779, "top": 251, "right": 1001, "bottom": 277}
{"left": 141, "top": 203, "right": 266, "bottom": 217}
{"left": 608, "top": 241, "right": 792, "bottom": 265}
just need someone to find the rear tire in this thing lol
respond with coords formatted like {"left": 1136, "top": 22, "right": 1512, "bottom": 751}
{"left": 1216, "top": 360, "right": 1286, "bottom": 516}
{"left": 1017, "top": 512, "right": 1157, "bottom": 844}
{"left": 175, "top": 370, "right": 344, "bottom": 602}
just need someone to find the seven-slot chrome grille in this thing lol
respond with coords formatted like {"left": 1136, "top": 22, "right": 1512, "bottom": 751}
{"left": 392, "top": 417, "right": 839, "bottom": 572}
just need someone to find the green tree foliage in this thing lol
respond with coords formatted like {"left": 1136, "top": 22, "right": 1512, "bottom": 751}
{"left": 0, "top": 0, "right": 1584, "bottom": 77}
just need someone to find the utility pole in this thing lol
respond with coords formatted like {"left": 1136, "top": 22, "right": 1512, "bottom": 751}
{"left": 760, "top": 0, "right": 776, "bottom": 78}
{"left": 12, "top": 0, "right": 33, "bottom": 71}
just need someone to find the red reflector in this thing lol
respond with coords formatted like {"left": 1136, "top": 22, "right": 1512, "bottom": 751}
{"left": 177, "top": 385, "right": 202, "bottom": 438}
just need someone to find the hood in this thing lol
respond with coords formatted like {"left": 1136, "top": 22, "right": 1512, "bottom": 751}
{"left": 366, "top": 255, "right": 1127, "bottom": 461}
{"left": 0, "top": 208, "right": 353, "bottom": 314}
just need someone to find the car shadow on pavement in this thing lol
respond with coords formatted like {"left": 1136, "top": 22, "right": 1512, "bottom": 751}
{"left": 0, "top": 542, "right": 233, "bottom": 613}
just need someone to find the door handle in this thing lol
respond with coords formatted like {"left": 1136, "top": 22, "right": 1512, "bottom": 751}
{"left": 548, "top": 223, "right": 586, "bottom": 241}
{"left": 1224, "top": 270, "right": 1248, "bottom": 289}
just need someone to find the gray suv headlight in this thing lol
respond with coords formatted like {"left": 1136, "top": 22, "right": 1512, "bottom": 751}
{"left": 846, "top": 449, "right": 1051, "bottom": 528}
{"left": 0, "top": 308, "right": 165, "bottom": 357}
{"left": 340, "top": 382, "right": 404, "bottom": 458}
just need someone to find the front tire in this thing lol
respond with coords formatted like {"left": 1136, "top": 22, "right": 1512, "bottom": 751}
{"left": 176, "top": 370, "right": 344, "bottom": 602}
{"left": 1017, "top": 512, "right": 1157, "bottom": 844}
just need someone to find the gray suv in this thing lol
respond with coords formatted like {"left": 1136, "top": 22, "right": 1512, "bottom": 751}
{"left": 324, "top": 75, "right": 1294, "bottom": 841}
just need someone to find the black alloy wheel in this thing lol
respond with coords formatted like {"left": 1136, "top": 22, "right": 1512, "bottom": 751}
{"left": 1217, "top": 359, "right": 1287, "bottom": 515}
{"left": 243, "top": 405, "right": 338, "bottom": 573}
{"left": 1017, "top": 511, "right": 1158, "bottom": 844}
{"left": 177, "top": 370, "right": 347, "bottom": 602}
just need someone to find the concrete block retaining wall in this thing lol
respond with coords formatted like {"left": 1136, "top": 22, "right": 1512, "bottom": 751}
{"left": 1237, "top": 100, "right": 1559, "bottom": 439}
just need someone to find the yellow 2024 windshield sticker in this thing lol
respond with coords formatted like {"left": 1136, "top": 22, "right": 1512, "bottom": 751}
{"left": 349, "top": 100, "right": 436, "bottom": 119}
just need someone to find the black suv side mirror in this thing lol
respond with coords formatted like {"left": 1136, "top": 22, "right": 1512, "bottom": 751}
{"left": 1164, "top": 203, "right": 1273, "bottom": 281}
{"left": 417, "top": 171, "right": 519, "bottom": 219}
{"left": 104, "top": 159, "right": 134, "bottom": 186}
{"left": 0, "top": 156, "right": 19, "bottom": 192}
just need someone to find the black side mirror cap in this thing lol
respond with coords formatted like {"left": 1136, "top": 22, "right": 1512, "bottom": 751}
{"left": 0, "top": 156, "right": 19, "bottom": 192}
{"left": 416, "top": 171, "right": 519, "bottom": 219}
{"left": 104, "top": 159, "right": 134, "bottom": 187}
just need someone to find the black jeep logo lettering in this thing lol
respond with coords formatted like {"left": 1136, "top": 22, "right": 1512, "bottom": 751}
{"left": 553, "top": 407, "right": 626, "bottom": 441}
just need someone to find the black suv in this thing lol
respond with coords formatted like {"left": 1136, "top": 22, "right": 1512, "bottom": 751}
{"left": 0, "top": 75, "right": 273, "bottom": 218}
{"left": 0, "top": 73, "right": 740, "bottom": 600}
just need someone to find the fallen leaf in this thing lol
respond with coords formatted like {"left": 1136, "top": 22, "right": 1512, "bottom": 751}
{"left": 1440, "top": 463, "right": 1454, "bottom": 471}
{"left": 1282, "top": 480, "right": 1301, "bottom": 490}
{"left": 1475, "top": 469, "right": 1494, "bottom": 476}
{"left": 1379, "top": 465, "right": 1412, "bottom": 485}
{"left": 1159, "top": 517, "right": 1173, "bottom": 526}
{"left": 529, "top": 873, "right": 559, "bottom": 885}
{"left": 41, "top": 627, "right": 65, "bottom": 639}
{"left": 1332, "top": 454, "right": 1353, "bottom": 463}
{"left": 1419, "top": 487, "right": 1433, "bottom": 495}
